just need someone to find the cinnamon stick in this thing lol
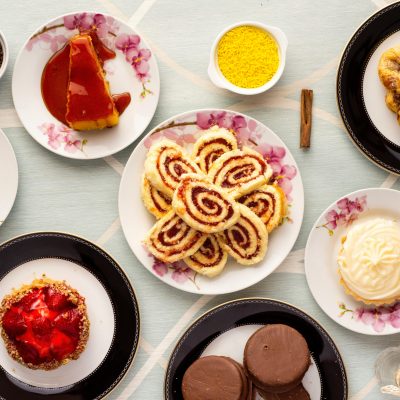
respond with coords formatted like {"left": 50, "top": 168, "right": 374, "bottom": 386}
{"left": 300, "top": 89, "right": 313, "bottom": 148}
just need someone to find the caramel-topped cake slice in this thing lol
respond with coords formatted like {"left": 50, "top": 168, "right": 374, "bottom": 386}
{"left": 65, "top": 33, "right": 119, "bottom": 131}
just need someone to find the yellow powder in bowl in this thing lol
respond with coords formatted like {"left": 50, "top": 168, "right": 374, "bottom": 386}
{"left": 217, "top": 25, "right": 280, "bottom": 89}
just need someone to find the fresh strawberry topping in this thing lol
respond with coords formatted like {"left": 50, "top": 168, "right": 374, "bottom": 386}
{"left": 1, "top": 286, "right": 83, "bottom": 365}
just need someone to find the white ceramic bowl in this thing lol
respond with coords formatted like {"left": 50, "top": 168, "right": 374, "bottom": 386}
{"left": 0, "top": 29, "right": 9, "bottom": 80}
{"left": 208, "top": 21, "right": 288, "bottom": 95}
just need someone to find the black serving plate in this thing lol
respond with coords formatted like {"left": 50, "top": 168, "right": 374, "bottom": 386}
{"left": 0, "top": 232, "right": 140, "bottom": 400}
{"left": 337, "top": 1, "right": 400, "bottom": 174}
{"left": 165, "top": 298, "right": 347, "bottom": 400}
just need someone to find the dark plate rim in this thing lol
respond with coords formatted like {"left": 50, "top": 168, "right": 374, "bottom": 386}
{"left": 164, "top": 297, "right": 348, "bottom": 400}
{"left": 0, "top": 231, "right": 140, "bottom": 400}
{"left": 336, "top": 1, "right": 400, "bottom": 175}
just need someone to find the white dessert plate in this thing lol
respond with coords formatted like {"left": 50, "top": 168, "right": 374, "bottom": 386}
{"left": 12, "top": 11, "right": 160, "bottom": 160}
{"left": 305, "top": 188, "right": 400, "bottom": 335}
{"left": 119, "top": 109, "right": 304, "bottom": 295}
{"left": 0, "top": 128, "right": 18, "bottom": 226}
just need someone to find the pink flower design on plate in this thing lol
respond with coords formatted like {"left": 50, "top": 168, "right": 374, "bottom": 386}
{"left": 339, "top": 302, "right": 400, "bottom": 333}
{"left": 319, "top": 195, "right": 367, "bottom": 235}
{"left": 115, "top": 33, "right": 152, "bottom": 93}
{"left": 39, "top": 123, "right": 87, "bottom": 154}
{"left": 149, "top": 254, "right": 199, "bottom": 289}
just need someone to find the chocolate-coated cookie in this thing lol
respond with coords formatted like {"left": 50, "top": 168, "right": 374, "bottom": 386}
{"left": 244, "top": 324, "right": 310, "bottom": 393}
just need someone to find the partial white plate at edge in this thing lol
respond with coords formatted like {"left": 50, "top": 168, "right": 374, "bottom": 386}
{"left": 0, "top": 128, "right": 18, "bottom": 227}
{"left": 305, "top": 187, "right": 400, "bottom": 335}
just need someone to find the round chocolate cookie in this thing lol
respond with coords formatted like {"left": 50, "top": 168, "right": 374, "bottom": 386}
{"left": 182, "top": 355, "right": 251, "bottom": 400}
{"left": 244, "top": 324, "right": 310, "bottom": 393}
{"left": 257, "top": 384, "right": 311, "bottom": 400}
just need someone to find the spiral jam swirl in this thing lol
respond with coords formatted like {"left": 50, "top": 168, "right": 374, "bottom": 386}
{"left": 184, "top": 234, "right": 228, "bottom": 277}
{"left": 239, "top": 185, "right": 286, "bottom": 233}
{"left": 338, "top": 218, "right": 400, "bottom": 303}
{"left": 141, "top": 175, "right": 172, "bottom": 219}
{"left": 172, "top": 174, "right": 240, "bottom": 234}
{"left": 192, "top": 127, "right": 238, "bottom": 173}
{"left": 145, "top": 210, "right": 207, "bottom": 263}
{"left": 218, "top": 204, "right": 268, "bottom": 265}
{"left": 145, "top": 139, "right": 200, "bottom": 197}
{"left": 208, "top": 147, "right": 272, "bottom": 198}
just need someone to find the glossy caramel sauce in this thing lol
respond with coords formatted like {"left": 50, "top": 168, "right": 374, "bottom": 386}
{"left": 41, "top": 31, "right": 130, "bottom": 127}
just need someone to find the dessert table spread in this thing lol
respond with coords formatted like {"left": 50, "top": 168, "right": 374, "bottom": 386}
{"left": 0, "top": 0, "right": 400, "bottom": 398}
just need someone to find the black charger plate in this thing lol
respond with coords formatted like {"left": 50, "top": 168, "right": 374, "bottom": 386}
{"left": 0, "top": 232, "right": 140, "bottom": 400}
{"left": 337, "top": 1, "right": 400, "bottom": 174}
{"left": 165, "top": 298, "right": 347, "bottom": 400}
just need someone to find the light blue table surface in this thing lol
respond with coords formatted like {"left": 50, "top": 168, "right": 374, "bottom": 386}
{"left": 1, "top": 0, "right": 399, "bottom": 398}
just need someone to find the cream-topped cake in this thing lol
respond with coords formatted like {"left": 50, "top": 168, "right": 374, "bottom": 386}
{"left": 338, "top": 217, "right": 400, "bottom": 305}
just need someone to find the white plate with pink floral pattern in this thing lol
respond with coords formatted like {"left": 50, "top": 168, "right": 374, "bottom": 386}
{"left": 12, "top": 12, "right": 159, "bottom": 160}
{"left": 305, "top": 188, "right": 400, "bottom": 335}
{"left": 119, "top": 109, "right": 304, "bottom": 295}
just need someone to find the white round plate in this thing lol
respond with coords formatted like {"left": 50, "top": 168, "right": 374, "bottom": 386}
{"left": 12, "top": 11, "right": 160, "bottom": 160}
{"left": 0, "top": 128, "right": 18, "bottom": 226}
{"left": 119, "top": 109, "right": 304, "bottom": 295}
{"left": 305, "top": 188, "right": 400, "bottom": 335}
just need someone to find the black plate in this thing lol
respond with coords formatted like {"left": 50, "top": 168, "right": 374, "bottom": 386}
{"left": 165, "top": 298, "right": 347, "bottom": 400}
{"left": 337, "top": 1, "right": 400, "bottom": 174}
{"left": 0, "top": 232, "right": 140, "bottom": 400}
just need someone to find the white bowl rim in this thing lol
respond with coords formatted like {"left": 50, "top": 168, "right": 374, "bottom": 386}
{"left": 0, "top": 29, "right": 9, "bottom": 80}
{"left": 208, "top": 20, "right": 288, "bottom": 95}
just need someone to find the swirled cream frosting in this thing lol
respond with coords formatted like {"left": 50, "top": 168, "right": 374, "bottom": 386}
{"left": 338, "top": 218, "right": 400, "bottom": 302}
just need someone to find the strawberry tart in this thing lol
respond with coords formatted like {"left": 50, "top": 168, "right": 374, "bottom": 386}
{"left": 0, "top": 278, "right": 89, "bottom": 370}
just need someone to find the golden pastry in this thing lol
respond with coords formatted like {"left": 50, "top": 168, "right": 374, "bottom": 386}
{"left": 208, "top": 147, "right": 272, "bottom": 199}
{"left": 184, "top": 234, "right": 228, "bottom": 277}
{"left": 238, "top": 184, "right": 287, "bottom": 233}
{"left": 379, "top": 46, "right": 400, "bottom": 94}
{"left": 191, "top": 126, "right": 238, "bottom": 173}
{"left": 144, "top": 139, "right": 201, "bottom": 197}
{"left": 385, "top": 90, "right": 400, "bottom": 113}
{"left": 338, "top": 218, "right": 400, "bottom": 305}
{"left": 141, "top": 174, "right": 172, "bottom": 219}
{"left": 145, "top": 210, "right": 207, "bottom": 263}
{"left": 172, "top": 173, "right": 240, "bottom": 233}
{"left": 218, "top": 204, "right": 268, "bottom": 265}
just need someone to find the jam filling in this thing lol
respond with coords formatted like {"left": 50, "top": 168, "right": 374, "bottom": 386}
{"left": 225, "top": 217, "right": 260, "bottom": 259}
{"left": 214, "top": 155, "right": 266, "bottom": 187}
{"left": 184, "top": 185, "right": 233, "bottom": 226}
{"left": 240, "top": 191, "right": 275, "bottom": 216}
{"left": 1, "top": 286, "right": 83, "bottom": 365}
{"left": 191, "top": 237, "right": 223, "bottom": 267}
{"left": 150, "top": 187, "right": 171, "bottom": 212}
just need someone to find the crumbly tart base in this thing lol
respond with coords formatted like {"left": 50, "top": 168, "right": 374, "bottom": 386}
{"left": 0, "top": 277, "right": 90, "bottom": 370}
{"left": 338, "top": 271, "right": 400, "bottom": 306}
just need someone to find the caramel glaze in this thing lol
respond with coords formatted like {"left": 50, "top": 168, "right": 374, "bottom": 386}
{"left": 41, "top": 31, "right": 130, "bottom": 125}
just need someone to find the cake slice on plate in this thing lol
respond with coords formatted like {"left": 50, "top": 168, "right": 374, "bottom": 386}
{"left": 65, "top": 33, "right": 119, "bottom": 131}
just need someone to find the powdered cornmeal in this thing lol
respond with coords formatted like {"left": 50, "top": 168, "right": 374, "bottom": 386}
{"left": 217, "top": 25, "right": 280, "bottom": 88}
